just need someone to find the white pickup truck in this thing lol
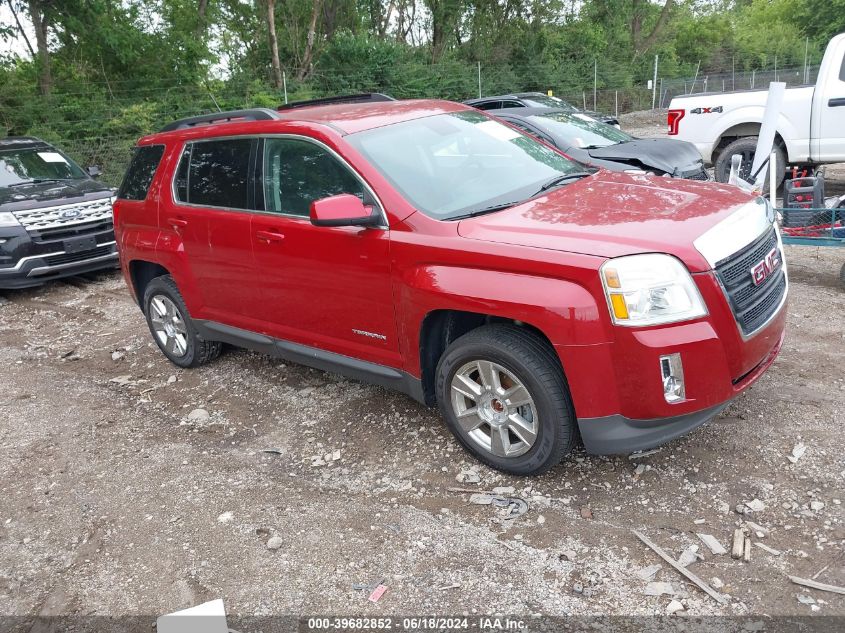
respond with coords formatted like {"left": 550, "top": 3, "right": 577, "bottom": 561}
{"left": 667, "top": 32, "right": 845, "bottom": 186}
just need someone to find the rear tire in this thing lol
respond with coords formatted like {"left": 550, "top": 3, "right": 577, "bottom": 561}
{"left": 435, "top": 324, "right": 577, "bottom": 476}
{"left": 143, "top": 275, "right": 222, "bottom": 368}
{"left": 714, "top": 136, "right": 786, "bottom": 190}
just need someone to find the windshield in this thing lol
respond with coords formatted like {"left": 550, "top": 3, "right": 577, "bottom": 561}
{"left": 0, "top": 147, "right": 87, "bottom": 188}
{"left": 531, "top": 111, "right": 633, "bottom": 149}
{"left": 346, "top": 111, "right": 584, "bottom": 219}
{"left": 521, "top": 95, "right": 577, "bottom": 111}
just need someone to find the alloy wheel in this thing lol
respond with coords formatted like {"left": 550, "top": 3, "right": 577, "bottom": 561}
{"left": 149, "top": 294, "right": 189, "bottom": 358}
{"left": 450, "top": 360, "right": 538, "bottom": 458}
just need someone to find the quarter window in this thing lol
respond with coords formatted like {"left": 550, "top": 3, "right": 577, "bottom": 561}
{"left": 118, "top": 144, "right": 165, "bottom": 201}
{"left": 262, "top": 138, "right": 365, "bottom": 217}
{"left": 181, "top": 138, "right": 253, "bottom": 209}
{"left": 474, "top": 101, "right": 502, "bottom": 111}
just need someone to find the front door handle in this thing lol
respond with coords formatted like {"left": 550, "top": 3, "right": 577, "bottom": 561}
{"left": 167, "top": 217, "right": 188, "bottom": 229}
{"left": 829, "top": 97, "right": 845, "bottom": 107}
{"left": 255, "top": 229, "right": 285, "bottom": 243}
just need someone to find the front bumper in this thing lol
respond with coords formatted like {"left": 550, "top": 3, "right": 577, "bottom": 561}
{"left": 0, "top": 224, "right": 118, "bottom": 289}
{"left": 578, "top": 402, "right": 731, "bottom": 455}
{"left": 572, "top": 326, "right": 784, "bottom": 454}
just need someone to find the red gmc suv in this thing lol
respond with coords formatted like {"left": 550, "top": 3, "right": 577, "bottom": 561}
{"left": 113, "top": 96, "right": 788, "bottom": 475}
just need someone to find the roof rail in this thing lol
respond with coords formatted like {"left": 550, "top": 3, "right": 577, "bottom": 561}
{"left": 277, "top": 93, "right": 396, "bottom": 111}
{"left": 159, "top": 108, "right": 281, "bottom": 132}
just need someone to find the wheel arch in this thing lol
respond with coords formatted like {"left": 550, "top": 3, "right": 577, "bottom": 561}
{"left": 712, "top": 123, "right": 787, "bottom": 162}
{"left": 417, "top": 310, "right": 561, "bottom": 406}
{"left": 400, "top": 264, "right": 612, "bottom": 405}
{"left": 128, "top": 260, "right": 170, "bottom": 308}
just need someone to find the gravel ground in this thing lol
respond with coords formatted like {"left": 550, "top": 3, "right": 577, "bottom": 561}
{"left": 1, "top": 127, "right": 844, "bottom": 628}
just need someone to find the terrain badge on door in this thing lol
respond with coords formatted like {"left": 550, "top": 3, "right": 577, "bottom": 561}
{"left": 352, "top": 329, "right": 387, "bottom": 341}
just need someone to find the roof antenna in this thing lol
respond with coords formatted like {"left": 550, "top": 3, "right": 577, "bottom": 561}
{"left": 204, "top": 81, "right": 223, "bottom": 112}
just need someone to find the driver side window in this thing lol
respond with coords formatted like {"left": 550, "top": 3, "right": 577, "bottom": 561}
{"left": 262, "top": 138, "right": 365, "bottom": 217}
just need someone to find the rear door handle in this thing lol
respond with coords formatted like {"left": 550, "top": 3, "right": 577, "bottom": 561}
{"left": 255, "top": 229, "right": 285, "bottom": 243}
{"left": 167, "top": 217, "right": 188, "bottom": 228}
{"left": 829, "top": 97, "right": 845, "bottom": 107}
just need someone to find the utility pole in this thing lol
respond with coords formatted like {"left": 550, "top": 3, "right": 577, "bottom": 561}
{"left": 593, "top": 59, "right": 597, "bottom": 111}
{"left": 803, "top": 37, "right": 809, "bottom": 83}
{"left": 477, "top": 61, "right": 481, "bottom": 98}
{"left": 651, "top": 54, "right": 658, "bottom": 110}
{"left": 691, "top": 60, "right": 701, "bottom": 94}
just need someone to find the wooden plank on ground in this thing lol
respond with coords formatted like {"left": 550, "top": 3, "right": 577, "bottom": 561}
{"left": 632, "top": 529, "right": 729, "bottom": 605}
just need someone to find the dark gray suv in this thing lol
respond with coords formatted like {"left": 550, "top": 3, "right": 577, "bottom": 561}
{"left": 0, "top": 137, "right": 117, "bottom": 289}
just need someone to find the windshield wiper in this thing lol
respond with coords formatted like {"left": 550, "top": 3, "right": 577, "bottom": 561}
{"left": 448, "top": 201, "right": 520, "bottom": 221}
{"left": 533, "top": 171, "right": 594, "bottom": 195}
{"left": 8, "top": 178, "right": 70, "bottom": 187}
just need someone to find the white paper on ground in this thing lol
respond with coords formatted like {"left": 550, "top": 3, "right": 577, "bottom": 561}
{"left": 156, "top": 599, "right": 229, "bottom": 633}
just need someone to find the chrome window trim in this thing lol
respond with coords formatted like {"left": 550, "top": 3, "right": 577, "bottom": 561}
{"left": 169, "top": 134, "right": 389, "bottom": 229}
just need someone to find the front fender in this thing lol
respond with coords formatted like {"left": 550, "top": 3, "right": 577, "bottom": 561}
{"left": 398, "top": 264, "right": 612, "bottom": 377}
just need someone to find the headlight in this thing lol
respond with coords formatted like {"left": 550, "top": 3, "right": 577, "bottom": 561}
{"left": 600, "top": 254, "right": 707, "bottom": 326}
{"left": 0, "top": 212, "right": 21, "bottom": 228}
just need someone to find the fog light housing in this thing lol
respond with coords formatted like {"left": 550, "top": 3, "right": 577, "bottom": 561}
{"left": 660, "top": 353, "right": 685, "bottom": 403}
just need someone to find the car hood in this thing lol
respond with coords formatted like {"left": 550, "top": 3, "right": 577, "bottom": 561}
{"left": 587, "top": 138, "right": 702, "bottom": 174}
{"left": 583, "top": 110, "right": 617, "bottom": 124}
{"left": 456, "top": 170, "right": 756, "bottom": 272}
{"left": 0, "top": 178, "right": 112, "bottom": 210}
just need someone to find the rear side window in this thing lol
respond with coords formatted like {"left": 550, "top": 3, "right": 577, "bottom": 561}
{"left": 118, "top": 144, "right": 165, "bottom": 200}
{"left": 840, "top": 53, "right": 845, "bottom": 81}
{"left": 178, "top": 139, "right": 252, "bottom": 209}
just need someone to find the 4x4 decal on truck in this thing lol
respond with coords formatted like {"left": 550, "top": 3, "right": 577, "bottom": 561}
{"left": 690, "top": 106, "right": 723, "bottom": 114}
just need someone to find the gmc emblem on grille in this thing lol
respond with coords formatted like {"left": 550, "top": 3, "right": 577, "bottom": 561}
{"left": 750, "top": 248, "right": 780, "bottom": 286}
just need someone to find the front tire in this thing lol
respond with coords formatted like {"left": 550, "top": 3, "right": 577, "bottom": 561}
{"left": 435, "top": 325, "right": 577, "bottom": 476}
{"left": 143, "top": 275, "right": 222, "bottom": 368}
{"left": 714, "top": 136, "right": 786, "bottom": 190}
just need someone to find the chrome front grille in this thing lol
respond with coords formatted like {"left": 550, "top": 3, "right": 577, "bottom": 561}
{"left": 715, "top": 227, "right": 786, "bottom": 336}
{"left": 12, "top": 197, "right": 113, "bottom": 233}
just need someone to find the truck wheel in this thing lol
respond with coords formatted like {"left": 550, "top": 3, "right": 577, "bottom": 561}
{"left": 840, "top": 262, "right": 845, "bottom": 290}
{"left": 714, "top": 136, "right": 785, "bottom": 190}
{"left": 435, "top": 325, "right": 577, "bottom": 476}
{"left": 143, "top": 275, "right": 222, "bottom": 368}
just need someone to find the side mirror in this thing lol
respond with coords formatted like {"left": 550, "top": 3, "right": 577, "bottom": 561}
{"left": 86, "top": 165, "right": 102, "bottom": 179}
{"left": 310, "top": 194, "right": 381, "bottom": 228}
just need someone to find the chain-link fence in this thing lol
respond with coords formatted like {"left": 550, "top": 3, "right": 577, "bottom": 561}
{"left": 7, "top": 60, "right": 823, "bottom": 188}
